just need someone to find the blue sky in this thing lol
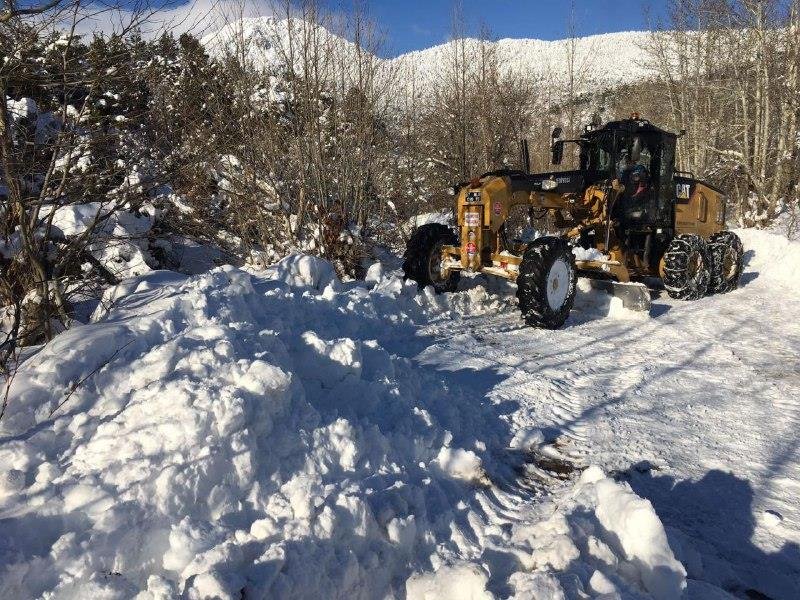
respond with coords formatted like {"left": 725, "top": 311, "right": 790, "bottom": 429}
{"left": 346, "top": 0, "right": 665, "bottom": 57}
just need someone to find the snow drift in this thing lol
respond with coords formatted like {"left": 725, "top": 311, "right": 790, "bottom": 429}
{"left": 2, "top": 256, "right": 686, "bottom": 599}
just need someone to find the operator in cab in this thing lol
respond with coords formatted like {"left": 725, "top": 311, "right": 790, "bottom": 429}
{"left": 617, "top": 136, "right": 650, "bottom": 199}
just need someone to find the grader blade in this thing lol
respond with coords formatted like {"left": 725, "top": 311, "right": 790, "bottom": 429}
{"left": 585, "top": 279, "right": 652, "bottom": 312}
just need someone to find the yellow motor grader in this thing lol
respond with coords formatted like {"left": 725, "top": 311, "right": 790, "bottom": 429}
{"left": 403, "top": 116, "right": 744, "bottom": 329}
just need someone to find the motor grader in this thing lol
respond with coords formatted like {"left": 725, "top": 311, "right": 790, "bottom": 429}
{"left": 403, "top": 116, "right": 744, "bottom": 329}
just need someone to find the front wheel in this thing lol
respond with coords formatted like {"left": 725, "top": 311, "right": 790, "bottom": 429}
{"left": 516, "top": 237, "right": 577, "bottom": 329}
{"left": 402, "top": 223, "right": 460, "bottom": 293}
{"left": 708, "top": 231, "right": 744, "bottom": 294}
{"left": 662, "top": 234, "right": 711, "bottom": 300}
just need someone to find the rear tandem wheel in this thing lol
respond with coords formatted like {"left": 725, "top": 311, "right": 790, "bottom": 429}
{"left": 662, "top": 234, "right": 711, "bottom": 300}
{"left": 708, "top": 231, "right": 744, "bottom": 294}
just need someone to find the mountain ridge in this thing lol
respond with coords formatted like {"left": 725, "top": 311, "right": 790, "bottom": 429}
{"left": 202, "top": 17, "right": 656, "bottom": 92}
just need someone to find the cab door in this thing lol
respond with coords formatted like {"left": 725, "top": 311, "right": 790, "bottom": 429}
{"left": 654, "top": 135, "right": 676, "bottom": 227}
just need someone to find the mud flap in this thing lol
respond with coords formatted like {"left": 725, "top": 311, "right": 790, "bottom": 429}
{"left": 585, "top": 279, "right": 652, "bottom": 312}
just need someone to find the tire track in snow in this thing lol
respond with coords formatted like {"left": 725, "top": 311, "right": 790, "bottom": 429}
{"left": 417, "top": 266, "right": 800, "bottom": 596}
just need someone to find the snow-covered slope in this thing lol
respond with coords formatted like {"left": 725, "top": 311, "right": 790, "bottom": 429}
{"left": 395, "top": 31, "right": 654, "bottom": 91}
{"left": 201, "top": 17, "right": 655, "bottom": 94}
{"left": 201, "top": 17, "right": 360, "bottom": 74}
{"left": 2, "top": 229, "right": 800, "bottom": 598}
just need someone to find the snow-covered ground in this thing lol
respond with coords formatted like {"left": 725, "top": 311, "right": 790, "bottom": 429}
{"left": 1, "top": 229, "right": 798, "bottom": 599}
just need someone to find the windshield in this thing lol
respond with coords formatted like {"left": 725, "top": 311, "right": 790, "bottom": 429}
{"left": 581, "top": 132, "right": 613, "bottom": 174}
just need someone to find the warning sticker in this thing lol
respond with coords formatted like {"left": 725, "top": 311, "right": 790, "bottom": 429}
{"left": 465, "top": 212, "right": 481, "bottom": 227}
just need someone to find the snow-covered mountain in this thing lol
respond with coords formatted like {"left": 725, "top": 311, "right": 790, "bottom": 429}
{"left": 393, "top": 30, "right": 654, "bottom": 91}
{"left": 202, "top": 17, "right": 656, "bottom": 94}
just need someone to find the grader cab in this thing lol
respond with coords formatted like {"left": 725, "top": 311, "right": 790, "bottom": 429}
{"left": 403, "top": 116, "right": 744, "bottom": 329}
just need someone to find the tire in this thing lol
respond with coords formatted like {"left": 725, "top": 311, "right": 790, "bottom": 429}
{"left": 402, "top": 223, "right": 460, "bottom": 293}
{"left": 708, "top": 231, "right": 744, "bottom": 294}
{"left": 516, "top": 237, "right": 577, "bottom": 329}
{"left": 662, "top": 234, "right": 711, "bottom": 300}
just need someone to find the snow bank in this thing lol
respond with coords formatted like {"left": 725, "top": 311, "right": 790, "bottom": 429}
{"left": 0, "top": 257, "right": 520, "bottom": 599}
{"left": 736, "top": 228, "right": 800, "bottom": 287}
{"left": 511, "top": 466, "right": 686, "bottom": 600}
{"left": 0, "top": 254, "right": 685, "bottom": 599}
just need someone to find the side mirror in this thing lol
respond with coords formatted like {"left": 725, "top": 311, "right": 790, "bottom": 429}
{"left": 520, "top": 139, "right": 531, "bottom": 174}
{"left": 551, "top": 140, "right": 564, "bottom": 165}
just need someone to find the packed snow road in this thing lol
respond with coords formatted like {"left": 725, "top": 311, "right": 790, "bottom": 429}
{"left": 416, "top": 228, "right": 800, "bottom": 599}
{"left": 0, "top": 229, "right": 797, "bottom": 599}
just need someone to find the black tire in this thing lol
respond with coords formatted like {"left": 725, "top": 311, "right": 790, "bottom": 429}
{"left": 708, "top": 231, "right": 744, "bottom": 294}
{"left": 662, "top": 234, "right": 711, "bottom": 300}
{"left": 402, "top": 223, "right": 460, "bottom": 293}
{"left": 516, "top": 237, "right": 577, "bottom": 329}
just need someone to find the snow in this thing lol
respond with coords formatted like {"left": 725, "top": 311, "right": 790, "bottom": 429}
{"left": 572, "top": 278, "right": 648, "bottom": 322}
{"left": 0, "top": 259, "right": 519, "bottom": 599}
{"left": 509, "top": 427, "right": 545, "bottom": 451}
{"left": 401, "top": 210, "right": 454, "bottom": 238}
{"left": 263, "top": 253, "right": 339, "bottom": 290}
{"left": 396, "top": 31, "right": 654, "bottom": 95}
{"left": 572, "top": 246, "right": 608, "bottom": 261}
{"left": 737, "top": 227, "right": 800, "bottom": 285}
{"left": 2, "top": 227, "right": 800, "bottom": 599}
{"left": 584, "top": 467, "right": 686, "bottom": 599}
{"left": 434, "top": 447, "right": 486, "bottom": 484}
{"left": 6, "top": 96, "right": 60, "bottom": 148}
{"left": 512, "top": 466, "right": 685, "bottom": 599}
{"left": 364, "top": 262, "right": 384, "bottom": 286}
{"left": 201, "top": 19, "right": 656, "bottom": 99}
{"left": 7, "top": 97, "right": 37, "bottom": 119}
{"left": 406, "top": 563, "right": 493, "bottom": 600}
{"left": 35, "top": 202, "right": 157, "bottom": 280}
{"left": 42, "top": 202, "right": 113, "bottom": 236}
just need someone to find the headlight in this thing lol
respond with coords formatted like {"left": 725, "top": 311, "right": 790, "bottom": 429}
{"left": 542, "top": 180, "right": 558, "bottom": 191}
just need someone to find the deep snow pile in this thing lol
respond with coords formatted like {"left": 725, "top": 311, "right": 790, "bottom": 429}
{"left": 0, "top": 253, "right": 684, "bottom": 599}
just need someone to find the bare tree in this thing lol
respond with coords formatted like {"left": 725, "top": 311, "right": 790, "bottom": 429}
{"left": 1, "top": 0, "right": 166, "bottom": 363}
{"left": 562, "top": 1, "right": 597, "bottom": 138}
{"left": 644, "top": 0, "right": 800, "bottom": 226}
